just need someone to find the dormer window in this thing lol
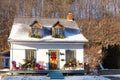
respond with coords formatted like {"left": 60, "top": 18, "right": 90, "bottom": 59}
{"left": 52, "top": 21, "right": 64, "bottom": 38}
{"left": 32, "top": 27, "right": 42, "bottom": 36}
{"left": 29, "top": 21, "right": 42, "bottom": 38}
{"left": 55, "top": 27, "right": 63, "bottom": 35}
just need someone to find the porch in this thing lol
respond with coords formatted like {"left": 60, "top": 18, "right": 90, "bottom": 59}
{"left": 9, "top": 70, "right": 87, "bottom": 75}
{"left": 1, "top": 69, "right": 86, "bottom": 80}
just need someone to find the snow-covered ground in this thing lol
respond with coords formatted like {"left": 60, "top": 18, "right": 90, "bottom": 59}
{"left": 0, "top": 75, "right": 110, "bottom": 80}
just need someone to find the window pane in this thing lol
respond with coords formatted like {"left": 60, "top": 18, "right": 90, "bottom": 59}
{"left": 4, "top": 58, "right": 10, "bottom": 68}
{"left": 37, "top": 29, "right": 42, "bottom": 36}
{"left": 34, "top": 28, "right": 38, "bottom": 35}
{"left": 58, "top": 28, "right": 63, "bottom": 35}
{"left": 32, "top": 27, "right": 42, "bottom": 36}
{"left": 32, "top": 28, "right": 35, "bottom": 34}
{"left": 55, "top": 28, "right": 63, "bottom": 35}
{"left": 55, "top": 28, "right": 59, "bottom": 35}
{"left": 66, "top": 50, "right": 76, "bottom": 63}
{"left": 26, "top": 50, "right": 36, "bottom": 61}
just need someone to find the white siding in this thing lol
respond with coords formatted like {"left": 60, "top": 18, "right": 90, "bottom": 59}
{"left": 59, "top": 49, "right": 66, "bottom": 69}
{"left": 10, "top": 43, "right": 84, "bottom": 70}
{"left": 37, "top": 49, "right": 49, "bottom": 70}
{"left": 10, "top": 50, "right": 25, "bottom": 68}
{"left": 76, "top": 49, "right": 84, "bottom": 63}
{"left": 10, "top": 43, "right": 36, "bottom": 69}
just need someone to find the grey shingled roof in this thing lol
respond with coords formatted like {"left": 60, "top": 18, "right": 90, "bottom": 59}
{"left": 14, "top": 17, "right": 79, "bottom": 29}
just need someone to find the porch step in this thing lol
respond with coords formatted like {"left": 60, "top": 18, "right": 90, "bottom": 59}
{"left": 49, "top": 71, "right": 64, "bottom": 80}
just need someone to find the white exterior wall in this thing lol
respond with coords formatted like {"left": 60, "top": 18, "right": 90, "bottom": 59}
{"left": 10, "top": 42, "right": 84, "bottom": 70}
{"left": 76, "top": 49, "right": 84, "bottom": 64}
{"left": 59, "top": 49, "right": 66, "bottom": 69}
{"left": 10, "top": 43, "right": 36, "bottom": 69}
{"left": 37, "top": 49, "right": 49, "bottom": 70}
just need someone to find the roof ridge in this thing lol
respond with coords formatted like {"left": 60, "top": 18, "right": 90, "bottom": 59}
{"left": 14, "top": 17, "right": 66, "bottom": 20}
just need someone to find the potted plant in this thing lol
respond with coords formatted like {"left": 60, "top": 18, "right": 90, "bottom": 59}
{"left": 52, "top": 34, "right": 64, "bottom": 39}
{"left": 64, "top": 58, "right": 77, "bottom": 70}
{"left": 22, "top": 59, "right": 35, "bottom": 70}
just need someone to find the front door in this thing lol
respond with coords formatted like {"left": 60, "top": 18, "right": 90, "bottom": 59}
{"left": 49, "top": 50, "right": 59, "bottom": 70}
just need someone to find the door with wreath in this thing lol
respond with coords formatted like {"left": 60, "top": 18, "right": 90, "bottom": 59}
{"left": 49, "top": 50, "right": 59, "bottom": 70}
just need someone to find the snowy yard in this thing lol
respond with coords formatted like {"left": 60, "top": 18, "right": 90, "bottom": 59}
{"left": 0, "top": 75, "right": 110, "bottom": 80}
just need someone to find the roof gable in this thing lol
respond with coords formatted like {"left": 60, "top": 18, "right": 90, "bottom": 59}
{"left": 30, "top": 20, "right": 42, "bottom": 29}
{"left": 30, "top": 20, "right": 38, "bottom": 26}
{"left": 53, "top": 21, "right": 60, "bottom": 27}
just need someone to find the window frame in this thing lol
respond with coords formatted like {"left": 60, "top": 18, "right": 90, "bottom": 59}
{"left": 31, "top": 26, "right": 42, "bottom": 38}
{"left": 55, "top": 27, "right": 63, "bottom": 35}
{"left": 32, "top": 27, "right": 42, "bottom": 35}
{"left": 65, "top": 50, "right": 76, "bottom": 63}
{"left": 25, "top": 49, "right": 36, "bottom": 61}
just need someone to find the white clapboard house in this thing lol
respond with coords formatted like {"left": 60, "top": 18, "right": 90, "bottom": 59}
{"left": 8, "top": 14, "right": 88, "bottom": 70}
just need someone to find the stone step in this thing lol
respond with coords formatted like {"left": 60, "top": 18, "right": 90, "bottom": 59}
{"left": 49, "top": 71, "right": 64, "bottom": 79}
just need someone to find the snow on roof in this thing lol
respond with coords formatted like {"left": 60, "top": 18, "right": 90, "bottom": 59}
{"left": 8, "top": 17, "right": 88, "bottom": 43}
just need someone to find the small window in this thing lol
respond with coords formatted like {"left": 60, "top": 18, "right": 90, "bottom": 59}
{"left": 30, "top": 21, "right": 42, "bottom": 38}
{"left": 65, "top": 50, "right": 76, "bottom": 66}
{"left": 26, "top": 50, "right": 36, "bottom": 61}
{"left": 31, "top": 27, "right": 42, "bottom": 38}
{"left": 4, "top": 58, "right": 10, "bottom": 68}
{"left": 66, "top": 50, "right": 76, "bottom": 61}
{"left": 55, "top": 28, "right": 63, "bottom": 35}
{"left": 52, "top": 21, "right": 64, "bottom": 38}
{"left": 32, "top": 27, "right": 42, "bottom": 35}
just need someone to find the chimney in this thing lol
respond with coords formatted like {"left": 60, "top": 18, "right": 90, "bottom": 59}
{"left": 67, "top": 13, "right": 73, "bottom": 21}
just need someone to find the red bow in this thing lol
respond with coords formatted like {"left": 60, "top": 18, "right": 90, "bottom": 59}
{"left": 51, "top": 52, "right": 56, "bottom": 61}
